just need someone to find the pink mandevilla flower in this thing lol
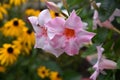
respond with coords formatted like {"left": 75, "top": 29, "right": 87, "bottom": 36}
{"left": 28, "top": 9, "right": 64, "bottom": 57}
{"left": 90, "top": 45, "right": 117, "bottom": 80}
{"left": 45, "top": 10, "right": 95, "bottom": 56}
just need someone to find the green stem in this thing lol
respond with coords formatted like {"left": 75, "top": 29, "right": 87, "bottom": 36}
{"left": 112, "top": 27, "right": 120, "bottom": 34}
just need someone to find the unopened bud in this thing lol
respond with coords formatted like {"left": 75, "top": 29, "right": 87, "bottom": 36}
{"left": 45, "top": 1, "right": 60, "bottom": 13}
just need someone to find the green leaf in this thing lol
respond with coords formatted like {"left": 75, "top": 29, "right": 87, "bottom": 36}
{"left": 93, "top": 27, "right": 108, "bottom": 44}
{"left": 81, "top": 44, "right": 96, "bottom": 58}
{"left": 117, "top": 58, "right": 120, "bottom": 69}
{"left": 98, "top": 0, "right": 116, "bottom": 22}
{"left": 98, "top": 70, "right": 115, "bottom": 80}
{"left": 63, "top": 70, "right": 81, "bottom": 80}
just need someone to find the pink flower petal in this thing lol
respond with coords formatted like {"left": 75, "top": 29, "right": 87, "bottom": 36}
{"left": 99, "top": 58, "right": 117, "bottom": 70}
{"left": 76, "top": 30, "right": 95, "bottom": 43}
{"left": 65, "top": 10, "right": 83, "bottom": 29}
{"left": 64, "top": 38, "right": 80, "bottom": 56}
{"left": 45, "top": 17, "right": 65, "bottom": 39}
{"left": 28, "top": 16, "right": 42, "bottom": 33}
{"left": 38, "top": 9, "right": 51, "bottom": 26}
{"left": 50, "top": 35, "right": 65, "bottom": 48}
{"left": 34, "top": 35, "right": 46, "bottom": 48}
{"left": 44, "top": 42, "right": 64, "bottom": 57}
{"left": 109, "top": 8, "right": 120, "bottom": 22}
{"left": 96, "top": 45, "right": 104, "bottom": 63}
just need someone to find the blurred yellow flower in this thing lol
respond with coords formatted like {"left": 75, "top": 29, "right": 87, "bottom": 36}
{"left": 12, "top": 37, "right": 33, "bottom": 55}
{"left": 12, "top": 38, "right": 22, "bottom": 52}
{"left": 0, "top": 44, "right": 20, "bottom": 66}
{"left": 50, "top": 71, "right": 62, "bottom": 80}
{"left": 9, "top": 0, "right": 27, "bottom": 6}
{"left": 1, "top": 18, "right": 26, "bottom": 37}
{"left": 50, "top": 10, "right": 61, "bottom": 18}
{"left": 37, "top": 66, "right": 49, "bottom": 79}
{"left": 3, "top": 3, "right": 11, "bottom": 9}
{"left": 0, "top": 3, "right": 8, "bottom": 20}
{"left": 20, "top": 27, "right": 35, "bottom": 55}
{"left": 0, "top": 66, "right": 6, "bottom": 72}
{"left": 25, "top": 9, "right": 40, "bottom": 16}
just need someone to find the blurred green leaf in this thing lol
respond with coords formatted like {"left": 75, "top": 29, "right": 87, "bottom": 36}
{"left": 98, "top": 70, "right": 115, "bottom": 80}
{"left": 63, "top": 70, "right": 81, "bottom": 80}
{"left": 93, "top": 27, "right": 108, "bottom": 44}
{"left": 117, "top": 58, "right": 120, "bottom": 69}
{"left": 97, "top": 0, "right": 120, "bottom": 22}
{"left": 81, "top": 44, "right": 96, "bottom": 58}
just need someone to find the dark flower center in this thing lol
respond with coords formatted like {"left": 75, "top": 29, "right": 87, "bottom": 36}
{"left": 42, "top": 71, "right": 45, "bottom": 74}
{"left": 27, "top": 29, "right": 32, "bottom": 34}
{"left": 57, "top": 73, "right": 60, "bottom": 78}
{"left": 55, "top": 13, "right": 59, "bottom": 16}
{"left": 7, "top": 47, "right": 14, "bottom": 53}
{"left": 13, "top": 20, "right": 19, "bottom": 26}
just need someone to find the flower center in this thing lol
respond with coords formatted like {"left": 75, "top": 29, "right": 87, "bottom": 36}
{"left": 13, "top": 20, "right": 19, "bottom": 26}
{"left": 7, "top": 47, "right": 13, "bottom": 53}
{"left": 55, "top": 13, "right": 59, "bottom": 16}
{"left": 42, "top": 71, "right": 45, "bottom": 74}
{"left": 41, "top": 27, "right": 47, "bottom": 36}
{"left": 64, "top": 28, "right": 75, "bottom": 38}
{"left": 56, "top": 73, "right": 60, "bottom": 78}
{"left": 27, "top": 29, "right": 32, "bottom": 34}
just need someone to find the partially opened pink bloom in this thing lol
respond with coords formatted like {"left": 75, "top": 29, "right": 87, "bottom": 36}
{"left": 93, "top": 7, "right": 120, "bottom": 30}
{"left": 45, "top": 10, "right": 95, "bottom": 56}
{"left": 28, "top": 9, "right": 64, "bottom": 57}
{"left": 90, "top": 45, "right": 117, "bottom": 80}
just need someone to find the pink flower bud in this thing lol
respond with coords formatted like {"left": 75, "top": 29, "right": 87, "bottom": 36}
{"left": 45, "top": 1, "right": 60, "bottom": 13}
{"left": 101, "top": 20, "right": 114, "bottom": 29}
{"left": 99, "top": 58, "right": 117, "bottom": 70}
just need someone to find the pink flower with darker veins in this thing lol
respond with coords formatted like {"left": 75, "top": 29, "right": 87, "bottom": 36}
{"left": 45, "top": 10, "right": 95, "bottom": 56}
{"left": 28, "top": 9, "right": 64, "bottom": 57}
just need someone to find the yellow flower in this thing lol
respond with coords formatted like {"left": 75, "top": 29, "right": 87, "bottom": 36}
{"left": 19, "top": 27, "right": 35, "bottom": 55}
{"left": 22, "top": 27, "right": 35, "bottom": 48}
{"left": 0, "top": 3, "right": 8, "bottom": 20}
{"left": 1, "top": 18, "right": 26, "bottom": 37}
{"left": 9, "top": 0, "right": 27, "bottom": 6}
{"left": 50, "top": 10, "right": 61, "bottom": 18}
{"left": 3, "top": 3, "right": 11, "bottom": 9}
{"left": 12, "top": 37, "right": 31, "bottom": 55}
{"left": 50, "top": 71, "right": 62, "bottom": 80}
{"left": 12, "top": 38, "right": 22, "bottom": 52}
{"left": 0, "top": 66, "right": 6, "bottom": 72}
{"left": 25, "top": 9, "right": 40, "bottom": 16}
{"left": 0, "top": 44, "right": 20, "bottom": 66}
{"left": 37, "top": 66, "right": 49, "bottom": 79}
